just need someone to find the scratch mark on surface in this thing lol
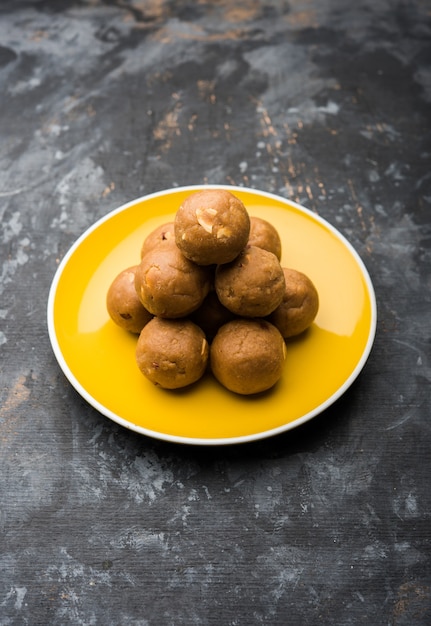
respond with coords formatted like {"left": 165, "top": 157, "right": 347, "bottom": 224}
{"left": 385, "top": 406, "right": 418, "bottom": 431}
{"left": 347, "top": 179, "right": 367, "bottom": 231}
{"left": 258, "top": 105, "right": 278, "bottom": 138}
{"left": 0, "top": 188, "right": 27, "bottom": 198}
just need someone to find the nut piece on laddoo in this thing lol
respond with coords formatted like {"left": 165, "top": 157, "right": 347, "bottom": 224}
{"left": 268, "top": 268, "right": 319, "bottom": 338}
{"left": 140, "top": 222, "right": 176, "bottom": 258}
{"left": 210, "top": 318, "right": 286, "bottom": 395}
{"left": 106, "top": 266, "right": 153, "bottom": 334}
{"left": 135, "top": 245, "right": 211, "bottom": 318}
{"left": 174, "top": 189, "right": 250, "bottom": 265}
{"left": 215, "top": 245, "right": 285, "bottom": 317}
{"left": 248, "top": 216, "right": 282, "bottom": 260}
{"left": 136, "top": 317, "right": 209, "bottom": 389}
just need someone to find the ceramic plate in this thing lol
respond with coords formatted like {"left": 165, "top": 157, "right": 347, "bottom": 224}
{"left": 47, "top": 185, "right": 377, "bottom": 445}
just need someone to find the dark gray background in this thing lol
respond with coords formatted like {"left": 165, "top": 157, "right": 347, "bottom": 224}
{"left": 1, "top": 1, "right": 430, "bottom": 624}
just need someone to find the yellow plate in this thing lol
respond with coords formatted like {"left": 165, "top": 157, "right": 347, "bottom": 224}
{"left": 47, "top": 185, "right": 377, "bottom": 445}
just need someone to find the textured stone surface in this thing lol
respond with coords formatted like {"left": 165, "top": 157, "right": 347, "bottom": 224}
{"left": 1, "top": 1, "right": 430, "bottom": 624}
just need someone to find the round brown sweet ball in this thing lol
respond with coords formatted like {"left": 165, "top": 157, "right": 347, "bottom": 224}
{"left": 106, "top": 266, "right": 153, "bottom": 334}
{"left": 135, "top": 245, "right": 211, "bottom": 318}
{"left": 210, "top": 318, "right": 286, "bottom": 395}
{"left": 136, "top": 317, "right": 209, "bottom": 389}
{"left": 268, "top": 268, "right": 319, "bottom": 338}
{"left": 190, "top": 290, "right": 236, "bottom": 342}
{"left": 174, "top": 189, "right": 250, "bottom": 265}
{"left": 140, "top": 222, "right": 176, "bottom": 258}
{"left": 248, "top": 216, "right": 282, "bottom": 260}
{"left": 215, "top": 245, "right": 285, "bottom": 317}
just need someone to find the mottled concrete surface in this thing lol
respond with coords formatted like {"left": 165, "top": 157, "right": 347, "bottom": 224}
{"left": 1, "top": 1, "right": 430, "bottom": 624}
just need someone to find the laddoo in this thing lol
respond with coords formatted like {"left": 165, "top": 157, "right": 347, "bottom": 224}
{"left": 135, "top": 245, "right": 211, "bottom": 318}
{"left": 190, "top": 290, "right": 236, "bottom": 342}
{"left": 268, "top": 268, "right": 319, "bottom": 338}
{"left": 174, "top": 189, "right": 250, "bottom": 265}
{"left": 248, "top": 216, "right": 282, "bottom": 260}
{"left": 210, "top": 318, "right": 286, "bottom": 395}
{"left": 136, "top": 317, "right": 209, "bottom": 389}
{"left": 140, "top": 222, "right": 176, "bottom": 258}
{"left": 106, "top": 266, "right": 153, "bottom": 334}
{"left": 215, "top": 245, "right": 285, "bottom": 317}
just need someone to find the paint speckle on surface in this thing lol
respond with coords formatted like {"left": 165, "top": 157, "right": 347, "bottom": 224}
{"left": 2, "top": 211, "right": 23, "bottom": 243}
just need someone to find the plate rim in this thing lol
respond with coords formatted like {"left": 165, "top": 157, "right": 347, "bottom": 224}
{"left": 47, "top": 184, "right": 377, "bottom": 446}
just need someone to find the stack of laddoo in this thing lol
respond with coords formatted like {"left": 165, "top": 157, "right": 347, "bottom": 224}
{"left": 106, "top": 189, "right": 319, "bottom": 395}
